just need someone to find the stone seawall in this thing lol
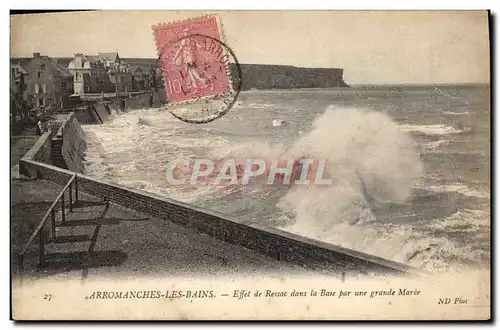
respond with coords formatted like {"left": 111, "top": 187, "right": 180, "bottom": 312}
{"left": 60, "top": 113, "right": 86, "bottom": 173}
{"left": 52, "top": 113, "right": 86, "bottom": 173}
{"left": 19, "top": 155, "right": 425, "bottom": 277}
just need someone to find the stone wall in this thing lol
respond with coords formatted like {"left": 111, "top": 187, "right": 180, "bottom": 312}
{"left": 92, "top": 104, "right": 110, "bottom": 123}
{"left": 19, "top": 132, "right": 52, "bottom": 178}
{"left": 51, "top": 112, "right": 86, "bottom": 173}
{"left": 18, "top": 158, "right": 425, "bottom": 277}
{"left": 11, "top": 136, "right": 39, "bottom": 168}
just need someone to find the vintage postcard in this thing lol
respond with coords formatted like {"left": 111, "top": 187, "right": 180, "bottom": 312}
{"left": 9, "top": 10, "right": 491, "bottom": 320}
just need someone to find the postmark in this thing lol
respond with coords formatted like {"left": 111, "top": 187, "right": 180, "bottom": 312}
{"left": 152, "top": 15, "right": 242, "bottom": 124}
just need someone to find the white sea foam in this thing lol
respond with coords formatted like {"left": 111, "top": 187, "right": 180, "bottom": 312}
{"left": 283, "top": 211, "right": 490, "bottom": 272}
{"left": 272, "top": 119, "right": 285, "bottom": 127}
{"left": 240, "top": 102, "right": 277, "bottom": 109}
{"left": 422, "top": 139, "right": 447, "bottom": 151}
{"left": 278, "top": 105, "right": 423, "bottom": 228}
{"left": 82, "top": 108, "right": 233, "bottom": 204}
{"left": 391, "top": 234, "right": 489, "bottom": 272}
{"left": 427, "top": 209, "right": 490, "bottom": 232}
{"left": 444, "top": 111, "right": 470, "bottom": 115}
{"left": 423, "top": 184, "right": 490, "bottom": 199}
{"left": 398, "top": 124, "right": 462, "bottom": 135}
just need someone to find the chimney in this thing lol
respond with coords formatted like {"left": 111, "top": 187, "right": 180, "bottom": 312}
{"left": 33, "top": 52, "right": 40, "bottom": 58}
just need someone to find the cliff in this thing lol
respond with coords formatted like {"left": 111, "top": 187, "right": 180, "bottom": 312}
{"left": 230, "top": 64, "right": 349, "bottom": 90}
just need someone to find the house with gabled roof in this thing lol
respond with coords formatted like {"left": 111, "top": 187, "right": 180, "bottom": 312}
{"left": 130, "top": 66, "right": 146, "bottom": 91}
{"left": 97, "top": 52, "right": 120, "bottom": 65}
{"left": 21, "top": 53, "right": 74, "bottom": 108}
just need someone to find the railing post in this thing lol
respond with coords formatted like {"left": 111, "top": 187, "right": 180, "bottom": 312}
{"left": 75, "top": 175, "right": 79, "bottom": 206}
{"left": 61, "top": 192, "right": 66, "bottom": 224}
{"left": 69, "top": 182, "right": 73, "bottom": 212}
{"left": 51, "top": 208, "right": 56, "bottom": 238}
{"left": 39, "top": 231, "right": 44, "bottom": 269}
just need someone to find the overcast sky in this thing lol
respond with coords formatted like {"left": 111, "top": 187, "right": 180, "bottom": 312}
{"left": 10, "top": 10, "right": 490, "bottom": 85}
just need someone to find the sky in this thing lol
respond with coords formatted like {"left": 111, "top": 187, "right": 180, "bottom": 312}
{"left": 10, "top": 10, "right": 490, "bottom": 85}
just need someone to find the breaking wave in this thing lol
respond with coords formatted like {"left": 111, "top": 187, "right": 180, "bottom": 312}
{"left": 276, "top": 105, "right": 423, "bottom": 240}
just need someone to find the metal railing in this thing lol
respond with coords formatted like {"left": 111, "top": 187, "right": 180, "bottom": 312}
{"left": 16, "top": 174, "right": 79, "bottom": 282}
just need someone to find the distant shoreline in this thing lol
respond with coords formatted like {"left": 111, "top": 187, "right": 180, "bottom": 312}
{"left": 350, "top": 83, "right": 490, "bottom": 88}
{"left": 237, "top": 84, "right": 489, "bottom": 92}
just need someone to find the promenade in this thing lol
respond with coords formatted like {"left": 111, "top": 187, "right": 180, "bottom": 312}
{"left": 11, "top": 178, "right": 314, "bottom": 282}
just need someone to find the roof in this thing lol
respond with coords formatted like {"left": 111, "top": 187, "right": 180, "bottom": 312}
{"left": 129, "top": 65, "right": 144, "bottom": 74}
{"left": 83, "top": 55, "right": 99, "bottom": 63}
{"left": 97, "top": 52, "right": 119, "bottom": 62}
{"left": 48, "top": 58, "right": 73, "bottom": 78}
{"left": 141, "top": 65, "right": 155, "bottom": 73}
{"left": 10, "top": 63, "right": 28, "bottom": 74}
{"left": 10, "top": 58, "right": 31, "bottom": 67}
{"left": 11, "top": 56, "right": 73, "bottom": 78}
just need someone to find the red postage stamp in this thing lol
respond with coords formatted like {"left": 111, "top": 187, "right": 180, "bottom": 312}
{"left": 153, "top": 16, "right": 232, "bottom": 105}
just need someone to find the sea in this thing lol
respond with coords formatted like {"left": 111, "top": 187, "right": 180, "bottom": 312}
{"left": 82, "top": 85, "right": 491, "bottom": 274}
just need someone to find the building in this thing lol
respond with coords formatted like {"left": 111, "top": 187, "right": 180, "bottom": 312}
{"left": 96, "top": 52, "right": 120, "bottom": 66}
{"left": 107, "top": 62, "right": 132, "bottom": 93}
{"left": 21, "top": 53, "right": 74, "bottom": 109}
{"left": 10, "top": 63, "right": 29, "bottom": 125}
{"left": 68, "top": 52, "right": 133, "bottom": 94}
{"left": 11, "top": 63, "right": 28, "bottom": 83}
{"left": 68, "top": 53, "right": 111, "bottom": 94}
{"left": 130, "top": 66, "right": 146, "bottom": 91}
{"left": 10, "top": 63, "right": 29, "bottom": 101}
{"left": 96, "top": 52, "right": 132, "bottom": 93}
{"left": 120, "top": 58, "right": 161, "bottom": 91}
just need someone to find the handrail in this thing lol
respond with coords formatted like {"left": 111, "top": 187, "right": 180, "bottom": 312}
{"left": 18, "top": 173, "right": 77, "bottom": 257}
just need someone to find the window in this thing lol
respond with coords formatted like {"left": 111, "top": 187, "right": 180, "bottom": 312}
{"left": 37, "top": 72, "right": 41, "bottom": 78}
{"left": 40, "top": 64, "right": 45, "bottom": 70}
{"left": 61, "top": 82, "right": 66, "bottom": 91}
{"left": 42, "top": 84, "right": 47, "bottom": 93}
{"left": 37, "top": 98, "right": 45, "bottom": 106}
{"left": 47, "top": 99, "right": 52, "bottom": 105}
{"left": 35, "top": 83, "right": 39, "bottom": 93}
